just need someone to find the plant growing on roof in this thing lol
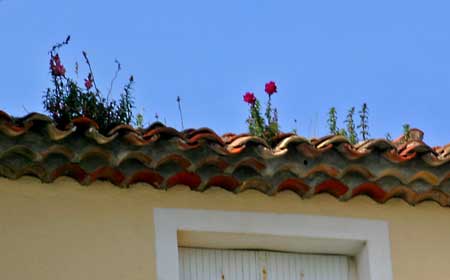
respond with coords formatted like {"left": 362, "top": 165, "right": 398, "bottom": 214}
{"left": 135, "top": 112, "right": 145, "bottom": 128}
{"left": 327, "top": 107, "right": 348, "bottom": 137}
{"left": 243, "top": 81, "right": 280, "bottom": 144}
{"left": 358, "top": 103, "right": 369, "bottom": 141}
{"left": 327, "top": 107, "right": 338, "bottom": 135}
{"left": 385, "top": 132, "right": 392, "bottom": 141}
{"left": 327, "top": 103, "right": 369, "bottom": 144}
{"left": 402, "top": 123, "right": 411, "bottom": 141}
{"left": 43, "top": 36, "right": 135, "bottom": 133}
{"left": 345, "top": 107, "right": 358, "bottom": 144}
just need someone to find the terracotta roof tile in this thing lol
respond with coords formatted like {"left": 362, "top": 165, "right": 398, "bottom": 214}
{"left": 0, "top": 111, "right": 449, "bottom": 206}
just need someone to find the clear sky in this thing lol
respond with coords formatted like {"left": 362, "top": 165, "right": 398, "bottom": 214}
{"left": 1, "top": 0, "right": 449, "bottom": 145}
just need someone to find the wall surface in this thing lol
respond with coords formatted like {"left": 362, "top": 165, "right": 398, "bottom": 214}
{"left": 0, "top": 177, "right": 449, "bottom": 280}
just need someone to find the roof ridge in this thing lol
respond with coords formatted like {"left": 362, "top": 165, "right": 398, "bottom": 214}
{"left": 0, "top": 110, "right": 448, "bottom": 162}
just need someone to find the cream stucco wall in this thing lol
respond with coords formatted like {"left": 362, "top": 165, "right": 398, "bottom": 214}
{"left": 0, "top": 177, "right": 449, "bottom": 280}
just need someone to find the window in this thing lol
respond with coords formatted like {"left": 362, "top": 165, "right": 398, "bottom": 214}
{"left": 154, "top": 208, "right": 392, "bottom": 280}
{"left": 179, "top": 247, "right": 350, "bottom": 280}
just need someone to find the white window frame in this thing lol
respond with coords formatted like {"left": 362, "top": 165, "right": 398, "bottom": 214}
{"left": 154, "top": 208, "right": 393, "bottom": 280}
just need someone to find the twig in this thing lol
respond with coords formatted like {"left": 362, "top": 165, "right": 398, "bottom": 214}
{"left": 107, "top": 59, "right": 121, "bottom": 101}
{"left": 308, "top": 118, "right": 313, "bottom": 138}
{"left": 22, "top": 105, "right": 29, "bottom": 114}
{"left": 176, "top": 96, "right": 184, "bottom": 130}
{"left": 49, "top": 35, "right": 70, "bottom": 55}
{"left": 74, "top": 61, "right": 79, "bottom": 80}
{"left": 314, "top": 112, "right": 319, "bottom": 137}
{"left": 293, "top": 118, "right": 298, "bottom": 134}
{"left": 82, "top": 51, "right": 100, "bottom": 94}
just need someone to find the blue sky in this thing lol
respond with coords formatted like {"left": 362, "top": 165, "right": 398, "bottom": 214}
{"left": 0, "top": 0, "right": 449, "bottom": 145}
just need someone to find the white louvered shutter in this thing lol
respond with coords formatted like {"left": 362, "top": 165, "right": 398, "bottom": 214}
{"left": 179, "top": 247, "right": 349, "bottom": 280}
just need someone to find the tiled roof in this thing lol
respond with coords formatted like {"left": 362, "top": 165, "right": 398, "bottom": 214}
{"left": 0, "top": 111, "right": 449, "bottom": 206}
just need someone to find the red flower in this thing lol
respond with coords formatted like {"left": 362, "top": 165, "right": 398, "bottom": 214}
{"left": 50, "top": 54, "right": 66, "bottom": 76}
{"left": 243, "top": 92, "right": 256, "bottom": 105}
{"left": 84, "top": 78, "right": 93, "bottom": 90}
{"left": 53, "top": 54, "right": 61, "bottom": 64}
{"left": 264, "top": 81, "right": 277, "bottom": 95}
{"left": 84, "top": 73, "right": 93, "bottom": 90}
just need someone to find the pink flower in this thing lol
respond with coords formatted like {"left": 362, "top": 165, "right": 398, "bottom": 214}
{"left": 84, "top": 74, "right": 93, "bottom": 90}
{"left": 243, "top": 92, "right": 256, "bottom": 105}
{"left": 264, "top": 81, "right": 277, "bottom": 95}
{"left": 50, "top": 54, "right": 66, "bottom": 76}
